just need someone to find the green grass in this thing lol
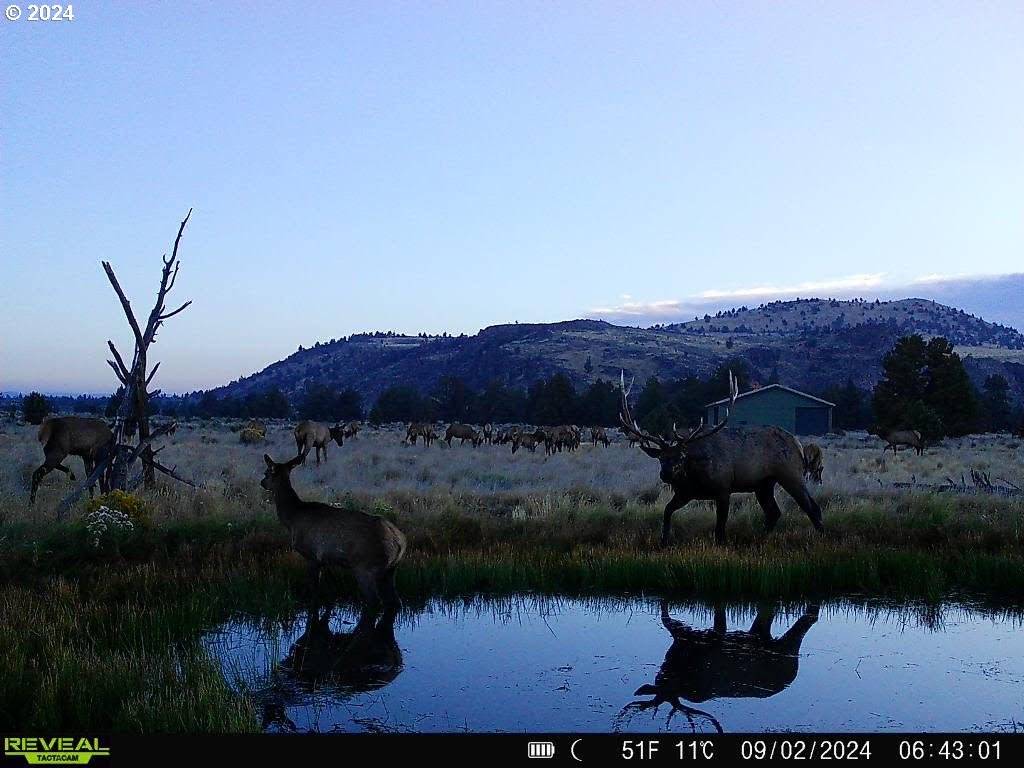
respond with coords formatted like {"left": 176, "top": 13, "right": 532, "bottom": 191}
{"left": 1, "top": 488, "right": 1023, "bottom": 731}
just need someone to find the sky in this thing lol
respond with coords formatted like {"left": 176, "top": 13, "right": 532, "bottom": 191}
{"left": 2, "top": 2, "right": 1022, "bottom": 393}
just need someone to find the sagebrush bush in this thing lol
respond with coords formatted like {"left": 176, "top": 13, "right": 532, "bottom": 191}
{"left": 85, "top": 490, "right": 149, "bottom": 526}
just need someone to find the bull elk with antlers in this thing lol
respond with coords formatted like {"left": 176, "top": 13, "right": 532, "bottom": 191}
{"left": 620, "top": 372, "right": 824, "bottom": 545}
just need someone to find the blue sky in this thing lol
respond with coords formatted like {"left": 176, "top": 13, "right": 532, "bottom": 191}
{"left": 2, "top": 2, "right": 1022, "bottom": 392}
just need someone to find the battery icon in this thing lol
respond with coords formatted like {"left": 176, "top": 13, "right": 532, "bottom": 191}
{"left": 528, "top": 741, "right": 556, "bottom": 759}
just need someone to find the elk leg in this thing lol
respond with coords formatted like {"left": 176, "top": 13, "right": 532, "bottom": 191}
{"left": 776, "top": 605, "right": 820, "bottom": 654}
{"left": 353, "top": 568, "right": 381, "bottom": 611}
{"left": 660, "top": 493, "right": 688, "bottom": 547}
{"left": 749, "top": 606, "right": 776, "bottom": 640}
{"left": 713, "top": 605, "right": 727, "bottom": 635}
{"left": 308, "top": 562, "right": 323, "bottom": 604}
{"left": 83, "top": 457, "right": 96, "bottom": 498}
{"left": 714, "top": 497, "right": 730, "bottom": 544}
{"left": 779, "top": 477, "right": 825, "bottom": 533}
{"left": 755, "top": 483, "right": 783, "bottom": 532}
{"left": 30, "top": 465, "right": 54, "bottom": 504}
{"left": 377, "top": 568, "right": 402, "bottom": 609}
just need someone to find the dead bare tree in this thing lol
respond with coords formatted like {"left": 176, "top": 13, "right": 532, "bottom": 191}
{"left": 57, "top": 210, "right": 196, "bottom": 517}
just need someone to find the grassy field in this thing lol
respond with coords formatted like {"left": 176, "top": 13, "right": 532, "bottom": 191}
{"left": 0, "top": 418, "right": 1022, "bottom": 729}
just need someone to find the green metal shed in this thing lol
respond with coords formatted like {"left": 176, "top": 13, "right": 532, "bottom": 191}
{"left": 705, "top": 384, "right": 834, "bottom": 436}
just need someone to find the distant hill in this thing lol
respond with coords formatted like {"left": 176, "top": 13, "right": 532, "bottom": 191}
{"left": 209, "top": 298, "right": 1024, "bottom": 406}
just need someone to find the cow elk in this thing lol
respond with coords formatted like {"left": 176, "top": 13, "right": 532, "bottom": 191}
{"left": 260, "top": 604, "right": 403, "bottom": 731}
{"left": 591, "top": 426, "right": 610, "bottom": 447}
{"left": 444, "top": 423, "right": 477, "bottom": 447}
{"left": 511, "top": 432, "right": 540, "bottom": 454}
{"left": 30, "top": 416, "right": 114, "bottom": 504}
{"left": 405, "top": 422, "right": 433, "bottom": 446}
{"left": 342, "top": 421, "right": 362, "bottom": 440}
{"left": 802, "top": 442, "right": 824, "bottom": 484}
{"left": 482, "top": 423, "right": 493, "bottom": 445}
{"left": 870, "top": 427, "right": 925, "bottom": 456}
{"left": 294, "top": 420, "right": 345, "bottom": 465}
{"left": 620, "top": 372, "right": 824, "bottom": 545}
{"left": 260, "top": 454, "right": 406, "bottom": 608}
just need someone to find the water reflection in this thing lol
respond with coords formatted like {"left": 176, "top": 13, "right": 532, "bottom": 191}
{"left": 620, "top": 601, "right": 819, "bottom": 732}
{"left": 258, "top": 606, "right": 404, "bottom": 731}
{"left": 206, "top": 596, "right": 1024, "bottom": 733}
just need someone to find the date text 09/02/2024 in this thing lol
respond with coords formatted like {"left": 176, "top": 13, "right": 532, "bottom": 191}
{"left": 613, "top": 738, "right": 1004, "bottom": 761}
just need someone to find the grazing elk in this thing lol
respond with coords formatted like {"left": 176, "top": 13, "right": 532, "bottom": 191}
{"left": 405, "top": 422, "right": 433, "bottom": 446}
{"left": 294, "top": 420, "right": 344, "bottom": 465}
{"left": 622, "top": 600, "right": 819, "bottom": 731}
{"left": 870, "top": 427, "right": 925, "bottom": 456}
{"left": 511, "top": 432, "right": 541, "bottom": 454}
{"left": 259, "top": 604, "right": 403, "bottom": 731}
{"left": 444, "top": 423, "right": 477, "bottom": 447}
{"left": 260, "top": 454, "right": 406, "bottom": 608}
{"left": 802, "top": 442, "right": 824, "bottom": 484}
{"left": 30, "top": 417, "right": 114, "bottom": 504}
{"left": 543, "top": 425, "right": 575, "bottom": 454}
{"left": 620, "top": 372, "right": 824, "bottom": 545}
{"left": 342, "top": 421, "right": 362, "bottom": 440}
{"left": 591, "top": 426, "right": 610, "bottom": 447}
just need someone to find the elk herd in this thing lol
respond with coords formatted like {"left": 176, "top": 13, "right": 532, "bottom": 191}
{"left": 25, "top": 374, "right": 960, "bottom": 612}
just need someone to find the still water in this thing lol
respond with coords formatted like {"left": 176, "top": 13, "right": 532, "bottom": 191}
{"left": 205, "top": 596, "right": 1024, "bottom": 733}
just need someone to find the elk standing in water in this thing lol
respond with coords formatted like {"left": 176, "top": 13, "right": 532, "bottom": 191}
{"left": 620, "top": 372, "right": 824, "bottom": 545}
{"left": 622, "top": 600, "right": 819, "bottom": 731}
{"left": 261, "top": 454, "right": 406, "bottom": 608}
{"left": 293, "top": 420, "right": 345, "bottom": 465}
{"left": 870, "top": 427, "right": 925, "bottom": 456}
{"left": 802, "top": 442, "right": 824, "bottom": 484}
{"left": 30, "top": 416, "right": 114, "bottom": 504}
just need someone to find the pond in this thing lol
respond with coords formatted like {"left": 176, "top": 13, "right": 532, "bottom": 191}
{"left": 205, "top": 596, "right": 1024, "bottom": 733}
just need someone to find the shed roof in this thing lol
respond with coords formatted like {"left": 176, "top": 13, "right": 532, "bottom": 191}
{"left": 706, "top": 383, "right": 835, "bottom": 408}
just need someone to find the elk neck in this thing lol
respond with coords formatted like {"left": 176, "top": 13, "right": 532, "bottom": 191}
{"left": 270, "top": 475, "right": 303, "bottom": 525}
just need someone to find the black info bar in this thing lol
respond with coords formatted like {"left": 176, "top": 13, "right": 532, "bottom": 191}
{"left": 3, "top": 733, "right": 1018, "bottom": 766}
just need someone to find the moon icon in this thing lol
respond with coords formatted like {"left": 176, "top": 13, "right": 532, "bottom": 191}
{"left": 571, "top": 738, "right": 584, "bottom": 762}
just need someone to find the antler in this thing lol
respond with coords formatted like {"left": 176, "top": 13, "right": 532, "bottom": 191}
{"left": 674, "top": 370, "right": 738, "bottom": 445}
{"left": 619, "top": 372, "right": 671, "bottom": 451}
{"left": 621, "top": 370, "right": 739, "bottom": 452}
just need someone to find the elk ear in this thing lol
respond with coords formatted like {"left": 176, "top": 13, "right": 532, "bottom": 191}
{"left": 634, "top": 684, "right": 658, "bottom": 696}
{"left": 263, "top": 454, "right": 274, "bottom": 468}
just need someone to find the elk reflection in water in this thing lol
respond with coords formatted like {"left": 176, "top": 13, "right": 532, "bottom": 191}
{"left": 621, "top": 600, "right": 820, "bottom": 732}
{"left": 259, "top": 605, "right": 404, "bottom": 731}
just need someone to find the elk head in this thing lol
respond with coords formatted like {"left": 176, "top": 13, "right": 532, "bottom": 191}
{"left": 329, "top": 425, "right": 346, "bottom": 446}
{"left": 619, "top": 371, "right": 738, "bottom": 485}
{"left": 261, "top": 453, "right": 304, "bottom": 492}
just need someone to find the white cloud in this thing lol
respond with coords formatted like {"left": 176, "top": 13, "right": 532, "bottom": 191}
{"left": 588, "top": 271, "right": 1024, "bottom": 328}
{"left": 698, "top": 273, "right": 887, "bottom": 300}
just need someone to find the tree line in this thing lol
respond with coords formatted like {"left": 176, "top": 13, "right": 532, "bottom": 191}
{"left": 7, "top": 334, "right": 1022, "bottom": 438}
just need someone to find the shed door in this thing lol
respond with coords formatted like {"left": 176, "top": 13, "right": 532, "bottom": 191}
{"left": 794, "top": 407, "right": 829, "bottom": 435}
